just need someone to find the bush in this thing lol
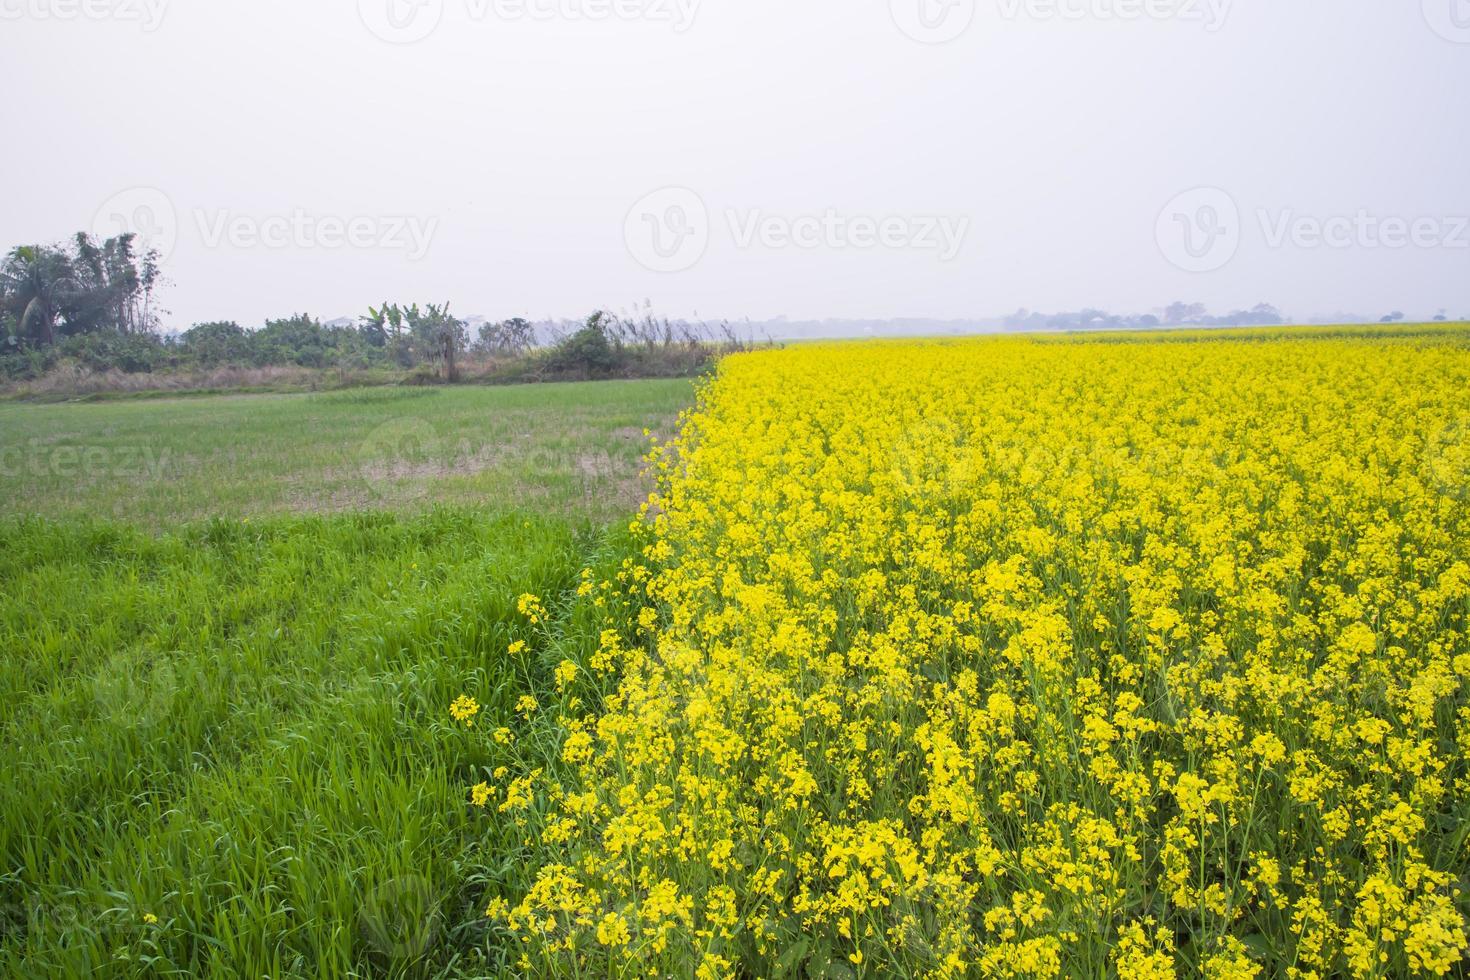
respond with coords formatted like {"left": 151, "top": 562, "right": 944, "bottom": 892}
{"left": 56, "top": 331, "right": 173, "bottom": 374}
{"left": 179, "top": 321, "right": 251, "bottom": 368}
{"left": 0, "top": 344, "right": 55, "bottom": 382}
{"left": 545, "top": 313, "right": 623, "bottom": 378}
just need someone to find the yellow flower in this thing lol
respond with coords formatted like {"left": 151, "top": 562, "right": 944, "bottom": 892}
{"left": 596, "top": 912, "right": 630, "bottom": 947}
{"left": 449, "top": 694, "right": 479, "bottom": 726}
{"left": 553, "top": 660, "right": 578, "bottom": 692}
{"left": 490, "top": 332, "right": 1470, "bottom": 977}
{"left": 517, "top": 593, "right": 546, "bottom": 625}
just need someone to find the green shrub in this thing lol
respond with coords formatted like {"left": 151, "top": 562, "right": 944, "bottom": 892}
{"left": 56, "top": 332, "right": 173, "bottom": 374}
{"left": 545, "top": 312, "right": 623, "bottom": 378}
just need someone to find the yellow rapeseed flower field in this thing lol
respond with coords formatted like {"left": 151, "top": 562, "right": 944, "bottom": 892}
{"left": 496, "top": 332, "right": 1470, "bottom": 977}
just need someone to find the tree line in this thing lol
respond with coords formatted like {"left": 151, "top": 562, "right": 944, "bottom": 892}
{"left": 1001, "top": 302, "right": 1288, "bottom": 332}
{"left": 1, "top": 231, "right": 754, "bottom": 386}
{"left": 1, "top": 233, "right": 162, "bottom": 347}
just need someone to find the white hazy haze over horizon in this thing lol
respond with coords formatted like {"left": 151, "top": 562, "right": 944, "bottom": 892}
{"left": 2, "top": 0, "right": 1468, "bottom": 331}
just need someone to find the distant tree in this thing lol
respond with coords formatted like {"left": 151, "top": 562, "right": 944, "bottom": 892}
{"left": 363, "top": 303, "right": 415, "bottom": 365}
{"left": 180, "top": 321, "right": 250, "bottom": 367}
{"left": 0, "top": 233, "right": 162, "bottom": 347}
{"left": 256, "top": 313, "right": 333, "bottom": 367}
{"left": 1163, "top": 301, "right": 1207, "bottom": 325}
{"left": 0, "top": 245, "right": 76, "bottom": 346}
{"left": 1246, "top": 303, "right": 1284, "bottom": 326}
{"left": 356, "top": 307, "right": 389, "bottom": 347}
{"left": 363, "top": 302, "right": 465, "bottom": 378}
{"left": 423, "top": 304, "right": 466, "bottom": 381}
{"left": 547, "top": 310, "right": 620, "bottom": 377}
{"left": 1001, "top": 308, "right": 1032, "bottom": 331}
{"left": 1381, "top": 311, "right": 1405, "bottom": 323}
{"left": 478, "top": 317, "right": 535, "bottom": 356}
{"left": 67, "top": 233, "right": 162, "bottom": 335}
{"left": 399, "top": 303, "right": 464, "bottom": 381}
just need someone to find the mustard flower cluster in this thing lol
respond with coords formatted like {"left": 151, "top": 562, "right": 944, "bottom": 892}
{"left": 495, "top": 335, "right": 1470, "bottom": 976}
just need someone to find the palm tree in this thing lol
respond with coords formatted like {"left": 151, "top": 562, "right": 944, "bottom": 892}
{"left": 0, "top": 245, "right": 78, "bottom": 346}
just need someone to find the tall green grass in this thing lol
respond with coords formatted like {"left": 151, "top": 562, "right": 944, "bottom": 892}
{"left": 0, "top": 510, "right": 632, "bottom": 977}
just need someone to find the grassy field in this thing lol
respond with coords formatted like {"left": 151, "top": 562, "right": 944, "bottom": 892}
{"left": 6, "top": 328, "right": 1469, "bottom": 977}
{"left": 0, "top": 380, "right": 687, "bottom": 977}
{"left": 0, "top": 380, "right": 691, "bottom": 527}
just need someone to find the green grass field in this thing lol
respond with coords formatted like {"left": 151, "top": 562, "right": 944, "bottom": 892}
{"left": 0, "top": 381, "right": 688, "bottom": 977}
{"left": 0, "top": 380, "right": 691, "bottom": 527}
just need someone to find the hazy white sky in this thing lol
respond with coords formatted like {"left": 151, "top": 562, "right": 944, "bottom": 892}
{"left": 3, "top": 0, "right": 1468, "bottom": 328}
